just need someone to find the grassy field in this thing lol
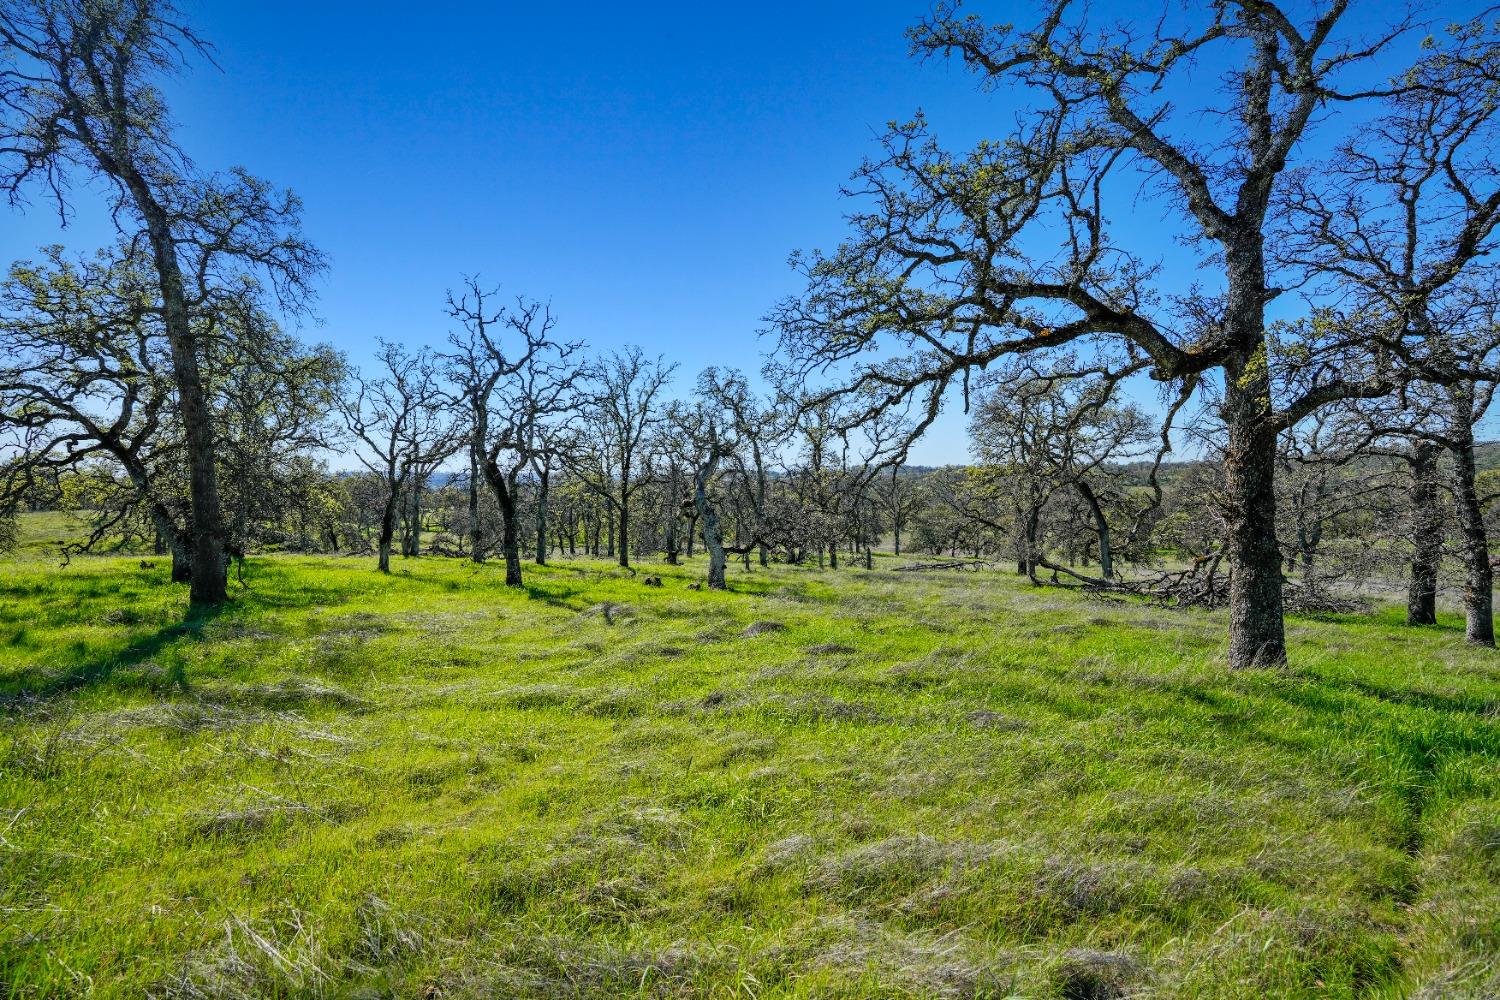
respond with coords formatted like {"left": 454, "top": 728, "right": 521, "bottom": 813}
{"left": 1, "top": 551, "right": 1498, "bottom": 999}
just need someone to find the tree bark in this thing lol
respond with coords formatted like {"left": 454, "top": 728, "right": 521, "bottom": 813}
{"left": 404, "top": 479, "right": 422, "bottom": 557}
{"left": 1406, "top": 441, "right": 1440, "bottom": 626}
{"left": 1447, "top": 394, "right": 1494, "bottom": 646}
{"left": 480, "top": 460, "right": 525, "bottom": 587}
{"left": 617, "top": 479, "right": 631, "bottom": 569}
{"left": 534, "top": 464, "right": 550, "bottom": 565}
{"left": 129, "top": 182, "right": 228, "bottom": 604}
{"left": 694, "top": 460, "right": 727, "bottom": 590}
{"left": 378, "top": 491, "right": 398, "bottom": 574}
{"left": 1075, "top": 480, "right": 1112, "bottom": 580}
{"left": 468, "top": 444, "right": 484, "bottom": 563}
{"left": 1221, "top": 345, "right": 1287, "bottom": 668}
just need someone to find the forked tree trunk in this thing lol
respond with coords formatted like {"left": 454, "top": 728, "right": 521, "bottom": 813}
{"left": 1406, "top": 441, "right": 1441, "bottom": 626}
{"left": 1221, "top": 346, "right": 1287, "bottom": 668}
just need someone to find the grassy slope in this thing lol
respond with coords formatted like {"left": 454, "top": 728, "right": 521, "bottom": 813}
{"left": 0, "top": 554, "right": 1497, "bottom": 999}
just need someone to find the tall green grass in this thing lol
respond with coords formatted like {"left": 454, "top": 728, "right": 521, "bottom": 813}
{"left": 1, "top": 553, "right": 1497, "bottom": 998}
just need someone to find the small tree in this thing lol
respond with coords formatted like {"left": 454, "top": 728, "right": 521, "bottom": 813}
{"left": 569, "top": 347, "right": 675, "bottom": 569}
{"left": 970, "top": 357, "right": 1152, "bottom": 583}
{"left": 445, "top": 278, "right": 582, "bottom": 587}
{"left": 340, "top": 342, "right": 459, "bottom": 574}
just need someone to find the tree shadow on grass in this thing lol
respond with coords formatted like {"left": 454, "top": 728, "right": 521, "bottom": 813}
{"left": 0, "top": 602, "right": 226, "bottom": 705}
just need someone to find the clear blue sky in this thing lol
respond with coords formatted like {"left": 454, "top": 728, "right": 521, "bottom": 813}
{"left": 1, "top": 0, "right": 1468, "bottom": 464}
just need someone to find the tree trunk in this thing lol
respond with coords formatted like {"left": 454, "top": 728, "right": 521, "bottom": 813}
{"left": 534, "top": 464, "right": 550, "bottom": 565}
{"left": 695, "top": 461, "right": 727, "bottom": 590}
{"left": 665, "top": 466, "right": 680, "bottom": 565}
{"left": 480, "top": 460, "right": 525, "bottom": 588}
{"left": 1221, "top": 345, "right": 1287, "bottom": 668}
{"left": 1075, "top": 480, "right": 1112, "bottom": 580}
{"left": 1406, "top": 441, "right": 1441, "bottom": 626}
{"left": 469, "top": 444, "right": 484, "bottom": 563}
{"left": 617, "top": 481, "right": 631, "bottom": 569}
{"left": 378, "top": 491, "right": 398, "bottom": 574}
{"left": 1447, "top": 400, "right": 1494, "bottom": 646}
{"left": 132, "top": 185, "right": 228, "bottom": 604}
{"left": 404, "top": 479, "right": 422, "bottom": 557}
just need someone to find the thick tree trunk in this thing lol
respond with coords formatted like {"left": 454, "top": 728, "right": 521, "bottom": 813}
{"left": 170, "top": 546, "right": 192, "bottom": 583}
{"left": 695, "top": 464, "right": 728, "bottom": 590}
{"left": 133, "top": 188, "right": 228, "bottom": 604}
{"left": 1221, "top": 348, "right": 1287, "bottom": 668}
{"left": 1447, "top": 402, "right": 1494, "bottom": 646}
{"left": 617, "top": 481, "right": 631, "bottom": 569}
{"left": 480, "top": 460, "right": 525, "bottom": 587}
{"left": 403, "top": 481, "right": 422, "bottom": 557}
{"left": 1406, "top": 441, "right": 1441, "bottom": 626}
{"left": 500, "top": 502, "right": 523, "bottom": 587}
{"left": 468, "top": 445, "right": 484, "bottom": 563}
{"left": 378, "top": 492, "right": 398, "bottom": 574}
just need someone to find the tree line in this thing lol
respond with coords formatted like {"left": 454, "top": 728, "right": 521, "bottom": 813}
{"left": 3, "top": 0, "right": 1500, "bottom": 670}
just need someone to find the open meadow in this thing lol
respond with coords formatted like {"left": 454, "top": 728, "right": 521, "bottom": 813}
{"left": 3, "top": 550, "right": 1498, "bottom": 999}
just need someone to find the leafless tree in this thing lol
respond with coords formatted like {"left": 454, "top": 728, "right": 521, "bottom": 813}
{"left": 970, "top": 356, "right": 1153, "bottom": 584}
{"left": 568, "top": 347, "right": 675, "bottom": 570}
{"left": 669, "top": 378, "right": 741, "bottom": 590}
{"left": 1, "top": 0, "right": 326, "bottom": 602}
{"left": 340, "top": 342, "right": 459, "bottom": 574}
{"left": 766, "top": 1, "right": 1484, "bottom": 666}
{"left": 444, "top": 278, "right": 583, "bottom": 587}
{"left": 1275, "top": 20, "right": 1500, "bottom": 643}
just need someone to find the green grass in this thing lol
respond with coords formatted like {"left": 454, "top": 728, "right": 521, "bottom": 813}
{"left": 1, "top": 553, "right": 1498, "bottom": 998}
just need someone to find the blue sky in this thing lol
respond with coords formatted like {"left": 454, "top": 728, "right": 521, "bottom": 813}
{"left": 0, "top": 0, "right": 1471, "bottom": 464}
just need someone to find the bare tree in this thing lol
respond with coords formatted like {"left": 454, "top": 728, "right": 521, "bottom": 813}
{"left": 1, "top": 0, "right": 326, "bottom": 603}
{"left": 569, "top": 347, "right": 675, "bottom": 569}
{"left": 1274, "top": 22, "right": 1500, "bottom": 643}
{"left": 444, "top": 278, "right": 582, "bottom": 587}
{"left": 707, "top": 369, "right": 788, "bottom": 569}
{"left": 340, "top": 342, "right": 459, "bottom": 574}
{"left": 766, "top": 2, "right": 1485, "bottom": 666}
{"left": 971, "top": 356, "right": 1153, "bottom": 584}
{"left": 669, "top": 382, "right": 740, "bottom": 590}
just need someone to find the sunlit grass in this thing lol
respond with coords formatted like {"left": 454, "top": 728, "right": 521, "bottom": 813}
{"left": 1, "top": 553, "right": 1497, "bottom": 998}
